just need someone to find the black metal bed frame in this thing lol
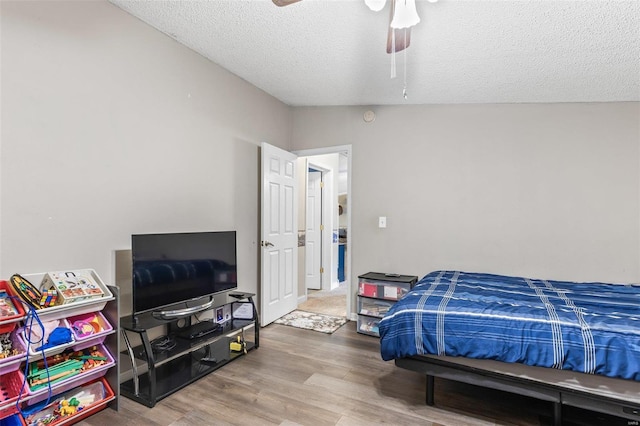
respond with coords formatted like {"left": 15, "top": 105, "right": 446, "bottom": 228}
{"left": 395, "top": 355, "right": 640, "bottom": 426}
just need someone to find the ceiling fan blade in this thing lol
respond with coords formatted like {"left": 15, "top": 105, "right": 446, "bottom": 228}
{"left": 272, "top": 0, "right": 302, "bottom": 6}
{"left": 386, "top": 0, "right": 411, "bottom": 53}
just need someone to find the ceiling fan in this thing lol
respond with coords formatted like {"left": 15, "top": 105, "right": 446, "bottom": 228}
{"left": 272, "top": 0, "right": 412, "bottom": 53}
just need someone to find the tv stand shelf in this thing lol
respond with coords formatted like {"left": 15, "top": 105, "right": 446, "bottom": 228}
{"left": 120, "top": 293, "right": 258, "bottom": 407}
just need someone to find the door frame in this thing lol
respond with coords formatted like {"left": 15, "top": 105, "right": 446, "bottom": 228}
{"left": 293, "top": 145, "right": 352, "bottom": 320}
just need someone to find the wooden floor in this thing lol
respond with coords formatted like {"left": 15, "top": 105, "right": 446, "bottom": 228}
{"left": 81, "top": 322, "right": 630, "bottom": 426}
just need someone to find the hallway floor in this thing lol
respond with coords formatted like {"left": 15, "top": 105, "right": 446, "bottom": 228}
{"left": 298, "top": 282, "right": 347, "bottom": 317}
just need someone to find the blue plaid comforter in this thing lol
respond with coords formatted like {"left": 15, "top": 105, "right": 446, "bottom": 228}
{"left": 379, "top": 271, "right": 640, "bottom": 381}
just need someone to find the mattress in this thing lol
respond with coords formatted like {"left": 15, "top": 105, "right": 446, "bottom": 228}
{"left": 379, "top": 270, "right": 640, "bottom": 381}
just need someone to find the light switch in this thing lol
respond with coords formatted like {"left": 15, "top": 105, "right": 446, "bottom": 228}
{"left": 378, "top": 216, "right": 387, "bottom": 228}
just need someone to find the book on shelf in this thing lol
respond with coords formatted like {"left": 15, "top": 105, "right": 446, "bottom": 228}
{"left": 0, "top": 291, "right": 19, "bottom": 319}
{"left": 361, "top": 307, "right": 390, "bottom": 316}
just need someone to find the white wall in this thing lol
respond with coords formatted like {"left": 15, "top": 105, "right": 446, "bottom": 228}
{"left": 290, "top": 103, "right": 640, "bottom": 301}
{"left": 0, "top": 1, "right": 292, "bottom": 310}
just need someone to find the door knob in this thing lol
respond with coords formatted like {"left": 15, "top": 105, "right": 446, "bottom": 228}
{"left": 261, "top": 241, "right": 274, "bottom": 247}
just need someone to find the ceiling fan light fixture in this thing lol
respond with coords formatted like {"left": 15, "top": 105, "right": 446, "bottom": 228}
{"left": 390, "top": 0, "right": 420, "bottom": 29}
{"left": 364, "top": 0, "right": 387, "bottom": 12}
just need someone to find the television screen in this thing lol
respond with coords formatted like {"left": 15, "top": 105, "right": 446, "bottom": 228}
{"left": 131, "top": 231, "right": 237, "bottom": 315}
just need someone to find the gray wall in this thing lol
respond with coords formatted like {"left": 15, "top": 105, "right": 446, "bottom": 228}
{"left": 1, "top": 1, "right": 292, "bottom": 310}
{"left": 290, "top": 103, "right": 640, "bottom": 301}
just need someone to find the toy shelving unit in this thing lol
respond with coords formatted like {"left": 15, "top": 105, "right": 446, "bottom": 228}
{"left": 0, "top": 270, "right": 119, "bottom": 425}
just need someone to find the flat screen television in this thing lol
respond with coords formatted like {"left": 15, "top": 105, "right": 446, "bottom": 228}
{"left": 131, "top": 231, "right": 237, "bottom": 318}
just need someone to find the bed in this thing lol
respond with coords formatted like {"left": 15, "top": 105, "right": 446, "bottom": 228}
{"left": 379, "top": 270, "right": 640, "bottom": 425}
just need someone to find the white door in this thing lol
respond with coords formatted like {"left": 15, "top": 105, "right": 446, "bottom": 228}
{"left": 305, "top": 170, "right": 322, "bottom": 290}
{"left": 260, "top": 142, "right": 298, "bottom": 326}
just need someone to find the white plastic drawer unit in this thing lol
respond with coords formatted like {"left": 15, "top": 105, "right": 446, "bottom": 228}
{"left": 357, "top": 297, "right": 394, "bottom": 318}
{"left": 357, "top": 315, "right": 381, "bottom": 337}
{"left": 357, "top": 272, "right": 418, "bottom": 301}
{"left": 356, "top": 272, "right": 418, "bottom": 338}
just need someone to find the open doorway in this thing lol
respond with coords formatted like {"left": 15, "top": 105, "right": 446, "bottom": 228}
{"left": 294, "top": 146, "right": 351, "bottom": 319}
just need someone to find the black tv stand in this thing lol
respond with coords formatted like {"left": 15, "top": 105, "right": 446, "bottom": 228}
{"left": 176, "top": 321, "right": 220, "bottom": 340}
{"left": 120, "top": 292, "right": 259, "bottom": 408}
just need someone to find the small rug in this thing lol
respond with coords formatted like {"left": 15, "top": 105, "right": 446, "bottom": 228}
{"left": 274, "top": 310, "right": 348, "bottom": 334}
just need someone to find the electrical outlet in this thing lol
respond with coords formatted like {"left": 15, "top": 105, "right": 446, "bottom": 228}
{"left": 378, "top": 216, "right": 387, "bottom": 228}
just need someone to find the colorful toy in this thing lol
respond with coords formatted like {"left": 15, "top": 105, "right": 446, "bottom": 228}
{"left": 41, "top": 270, "right": 104, "bottom": 304}
{"left": 9, "top": 274, "right": 43, "bottom": 309}
{"left": 230, "top": 335, "right": 246, "bottom": 354}
{"left": 72, "top": 320, "right": 95, "bottom": 338}
{"left": 27, "top": 346, "right": 109, "bottom": 390}
{"left": 58, "top": 399, "right": 76, "bottom": 416}
{"left": 0, "top": 331, "right": 20, "bottom": 358}
{"left": 71, "top": 314, "right": 104, "bottom": 339}
{"left": 39, "top": 289, "right": 58, "bottom": 308}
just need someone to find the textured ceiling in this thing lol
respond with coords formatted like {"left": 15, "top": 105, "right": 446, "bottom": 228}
{"left": 109, "top": 0, "right": 640, "bottom": 106}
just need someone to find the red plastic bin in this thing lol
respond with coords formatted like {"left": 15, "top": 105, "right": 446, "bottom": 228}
{"left": 0, "top": 370, "right": 27, "bottom": 419}
{"left": 22, "top": 377, "right": 114, "bottom": 426}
